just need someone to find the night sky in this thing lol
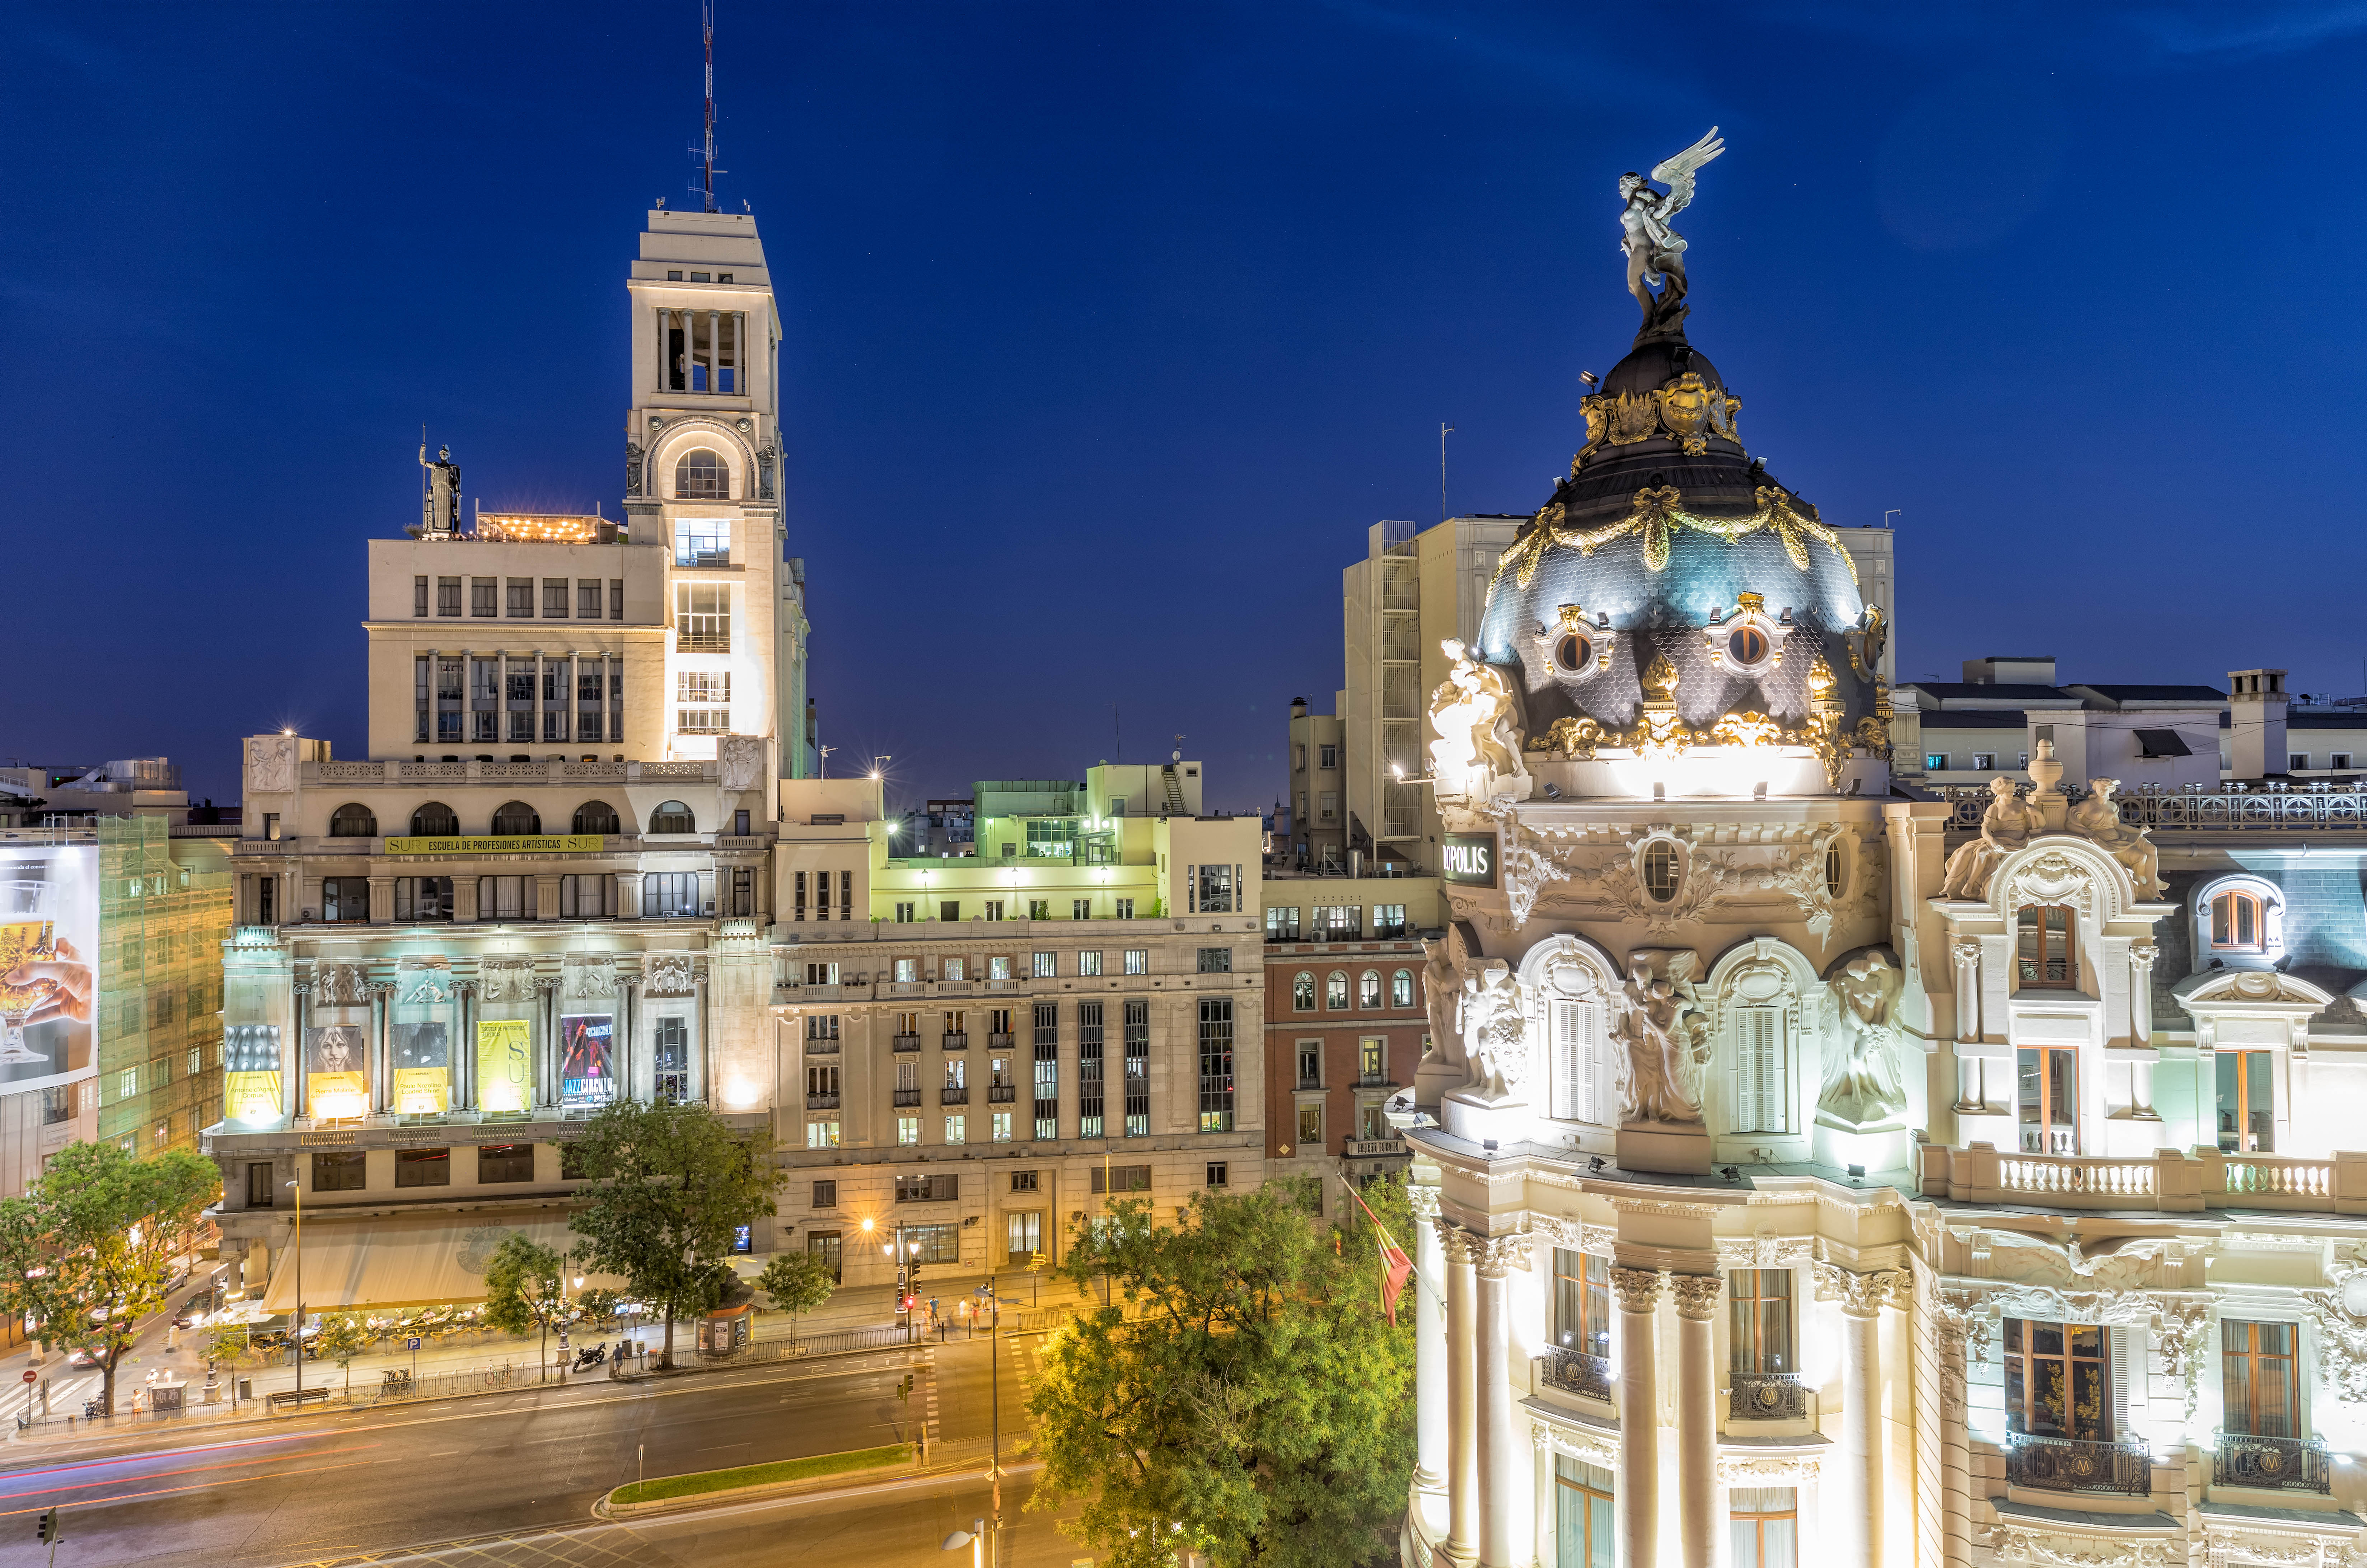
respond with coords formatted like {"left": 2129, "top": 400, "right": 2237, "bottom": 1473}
{"left": 8, "top": 3, "right": 2366, "bottom": 810}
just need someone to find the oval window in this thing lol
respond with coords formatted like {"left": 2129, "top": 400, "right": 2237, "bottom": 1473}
{"left": 1728, "top": 626, "right": 1770, "bottom": 665}
{"left": 1555, "top": 632, "right": 1592, "bottom": 673}
{"left": 1642, "top": 841, "right": 1681, "bottom": 902}
{"left": 1824, "top": 841, "right": 1846, "bottom": 898}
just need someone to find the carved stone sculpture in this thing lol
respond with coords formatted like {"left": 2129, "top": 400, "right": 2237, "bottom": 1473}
{"left": 1426, "top": 639, "right": 1530, "bottom": 803}
{"left": 245, "top": 734, "right": 296, "bottom": 797}
{"left": 645, "top": 953, "right": 697, "bottom": 996}
{"left": 477, "top": 957, "right": 534, "bottom": 1003}
{"left": 1418, "top": 936, "right": 1465, "bottom": 1075}
{"left": 313, "top": 963, "right": 369, "bottom": 1007}
{"left": 564, "top": 952, "right": 617, "bottom": 1000}
{"left": 1457, "top": 960, "right": 1529, "bottom": 1098}
{"left": 1610, "top": 949, "right": 1709, "bottom": 1125}
{"left": 2067, "top": 778, "right": 2163, "bottom": 897}
{"left": 1821, "top": 950, "right": 1908, "bottom": 1127}
{"left": 1939, "top": 777, "right": 2045, "bottom": 899}
{"left": 719, "top": 734, "right": 765, "bottom": 796}
{"left": 1619, "top": 127, "right": 1725, "bottom": 341}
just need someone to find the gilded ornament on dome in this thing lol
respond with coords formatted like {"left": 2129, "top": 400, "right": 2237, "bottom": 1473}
{"left": 1711, "top": 711, "right": 1784, "bottom": 749}
{"left": 1576, "top": 397, "right": 1608, "bottom": 471}
{"left": 1712, "top": 394, "right": 1741, "bottom": 444}
{"left": 1853, "top": 715, "right": 1892, "bottom": 761}
{"left": 1735, "top": 591, "right": 1765, "bottom": 614}
{"left": 1806, "top": 654, "right": 1836, "bottom": 699}
{"left": 1655, "top": 372, "right": 1713, "bottom": 455}
{"left": 1607, "top": 390, "right": 1660, "bottom": 445}
{"left": 1641, "top": 651, "right": 1681, "bottom": 699}
{"left": 1531, "top": 715, "right": 1606, "bottom": 759}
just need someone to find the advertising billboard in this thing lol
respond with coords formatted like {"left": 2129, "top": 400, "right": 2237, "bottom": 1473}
{"left": 476, "top": 1019, "right": 532, "bottom": 1114}
{"left": 304, "top": 1025, "right": 369, "bottom": 1120}
{"left": 392, "top": 1021, "right": 451, "bottom": 1115}
{"left": 0, "top": 843, "right": 98, "bottom": 1095}
{"left": 560, "top": 1014, "right": 616, "bottom": 1107}
{"left": 223, "top": 1022, "right": 284, "bottom": 1124}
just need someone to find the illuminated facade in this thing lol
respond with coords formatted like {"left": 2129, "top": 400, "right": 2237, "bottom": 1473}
{"left": 201, "top": 206, "right": 803, "bottom": 1315}
{"left": 766, "top": 764, "right": 1267, "bottom": 1286}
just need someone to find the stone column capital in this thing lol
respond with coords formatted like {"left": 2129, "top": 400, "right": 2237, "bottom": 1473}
{"left": 1473, "top": 1234, "right": 1530, "bottom": 1279}
{"left": 1669, "top": 1272, "right": 1723, "bottom": 1321}
{"left": 1948, "top": 936, "right": 1982, "bottom": 965}
{"left": 1609, "top": 1265, "right": 1665, "bottom": 1314}
{"left": 1813, "top": 1262, "right": 1910, "bottom": 1318}
{"left": 1407, "top": 1183, "right": 1442, "bottom": 1221}
{"left": 1436, "top": 1220, "right": 1481, "bottom": 1266}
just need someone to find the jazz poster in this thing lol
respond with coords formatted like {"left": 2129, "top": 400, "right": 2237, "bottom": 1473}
{"left": 560, "top": 1014, "right": 616, "bottom": 1107}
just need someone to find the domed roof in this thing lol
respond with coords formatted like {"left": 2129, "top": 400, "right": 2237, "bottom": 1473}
{"left": 1474, "top": 327, "right": 1884, "bottom": 747}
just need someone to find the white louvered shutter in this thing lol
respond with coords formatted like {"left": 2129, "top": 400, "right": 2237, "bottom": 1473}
{"left": 1585, "top": 1005, "right": 1610, "bottom": 1125}
{"left": 1552, "top": 1001, "right": 1584, "bottom": 1120}
{"left": 1734, "top": 1007, "right": 1783, "bottom": 1133}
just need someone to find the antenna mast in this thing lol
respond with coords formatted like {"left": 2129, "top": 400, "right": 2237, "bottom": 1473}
{"left": 700, "top": 1, "right": 720, "bottom": 213}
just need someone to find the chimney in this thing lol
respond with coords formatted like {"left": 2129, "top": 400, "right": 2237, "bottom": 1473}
{"left": 2228, "top": 668, "right": 2289, "bottom": 779}
{"left": 1290, "top": 697, "right": 1309, "bottom": 720}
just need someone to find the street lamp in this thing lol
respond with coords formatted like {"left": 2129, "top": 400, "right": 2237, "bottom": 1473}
{"left": 283, "top": 1179, "right": 304, "bottom": 1398}
{"left": 942, "top": 1518, "right": 986, "bottom": 1568}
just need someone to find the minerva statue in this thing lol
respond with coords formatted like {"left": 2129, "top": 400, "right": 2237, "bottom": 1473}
{"left": 1939, "top": 776, "right": 2046, "bottom": 900}
{"left": 2068, "top": 778, "right": 2164, "bottom": 897}
{"left": 1619, "top": 127, "right": 1725, "bottom": 341}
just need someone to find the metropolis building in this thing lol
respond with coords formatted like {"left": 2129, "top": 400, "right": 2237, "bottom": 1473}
{"left": 203, "top": 205, "right": 809, "bottom": 1308}
{"left": 1400, "top": 142, "right": 2367, "bottom": 1568}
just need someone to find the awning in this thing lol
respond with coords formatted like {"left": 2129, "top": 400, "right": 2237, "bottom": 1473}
{"left": 263, "top": 1211, "right": 624, "bottom": 1312}
{"left": 2134, "top": 727, "right": 2191, "bottom": 758}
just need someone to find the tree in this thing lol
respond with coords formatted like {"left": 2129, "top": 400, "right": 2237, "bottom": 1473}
{"left": 480, "top": 1233, "right": 571, "bottom": 1379}
{"left": 0, "top": 1142, "right": 218, "bottom": 1414}
{"left": 1024, "top": 1177, "right": 1417, "bottom": 1568}
{"left": 201, "top": 1321, "right": 255, "bottom": 1387}
{"left": 312, "top": 1312, "right": 376, "bottom": 1401}
{"left": 565, "top": 1100, "right": 780, "bottom": 1368}
{"left": 757, "top": 1251, "right": 837, "bottom": 1347}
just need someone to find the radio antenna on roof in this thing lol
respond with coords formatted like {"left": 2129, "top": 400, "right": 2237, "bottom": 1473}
{"left": 695, "top": 1, "right": 725, "bottom": 213}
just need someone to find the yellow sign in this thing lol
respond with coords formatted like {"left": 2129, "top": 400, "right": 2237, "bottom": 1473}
{"left": 476, "top": 1019, "right": 533, "bottom": 1114}
{"left": 225, "top": 1070, "right": 283, "bottom": 1124}
{"left": 394, "top": 1067, "right": 451, "bottom": 1115}
{"left": 383, "top": 835, "right": 605, "bottom": 856}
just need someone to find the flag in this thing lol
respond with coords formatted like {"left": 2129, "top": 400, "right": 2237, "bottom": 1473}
{"left": 1340, "top": 1178, "right": 1418, "bottom": 1327}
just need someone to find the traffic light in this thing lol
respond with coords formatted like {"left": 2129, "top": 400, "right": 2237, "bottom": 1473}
{"left": 37, "top": 1507, "right": 60, "bottom": 1544}
{"left": 895, "top": 1373, "right": 914, "bottom": 1404}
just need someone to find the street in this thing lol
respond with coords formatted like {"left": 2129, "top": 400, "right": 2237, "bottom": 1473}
{"left": 0, "top": 1329, "right": 1073, "bottom": 1567}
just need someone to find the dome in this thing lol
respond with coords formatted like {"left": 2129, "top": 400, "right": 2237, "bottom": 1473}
{"left": 1472, "top": 327, "right": 1887, "bottom": 777}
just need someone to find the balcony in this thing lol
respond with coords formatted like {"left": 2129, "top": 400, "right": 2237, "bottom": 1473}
{"left": 1728, "top": 1373, "right": 1811, "bottom": 1422}
{"left": 804, "top": 1094, "right": 840, "bottom": 1110}
{"left": 940, "top": 1087, "right": 969, "bottom": 1106}
{"left": 1344, "top": 1137, "right": 1406, "bottom": 1159}
{"left": 2005, "top": 1432, "right": 2151, "bottom": 1497}
{"left": 887, "top": 980, "right": 926, "bottom": 997}
{"left": 892, "top": 1089, "right": 922, "bottom": 1108}
{"left": 1919, "top": 1141, "right": 2367, "bottom": 1215}
{"left": 935, "top": 980, "right": 975, "bottom": 998}
{"left": 803, "top": 1038, "right": 840, "bottom": 1056}
{"left": 892, "top": 1034, "right": 922, "bottom": 1053}
{"left": 675, "top": 631, "right": 730, "bottom": 654}
{"left": 1297, "top": 1076, "right": 1322, "bottom": 1091}
{"left": 983, "top": 978, "right": 1026, "bottom": 994}
{"left": 1539, "top": 1350, "right": 1613, "bottom": 1403}
{"left": 986, "top": 1032, "right": 1016, "bottom": 1050}
{"left": 2214, "top": 1432, "right": 2332, "bottom": 1494}
{"left": 941, "top": 1033, "right": 968, "bottom": 1050}
{"left": 1942, "top": 781, "right": 2367, "bottom": 834}
{"left": 987, "top": 1085, "right": 1017, "bottom": 1103}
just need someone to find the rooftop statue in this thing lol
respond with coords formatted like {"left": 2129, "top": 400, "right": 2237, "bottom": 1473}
{"left": 2068, "top": 778, "right": 2165, "bottom": 898}
{"left": 1619, "top": 127, "right": 1725, "bottom": 342}
{"left": 1939, "top": 775, "right": 2045, "bottom": 900}
{"left": 1427, "top": 639, "right": 1530, "bottom": 803}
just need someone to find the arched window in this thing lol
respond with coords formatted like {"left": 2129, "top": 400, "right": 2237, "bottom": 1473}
{"left": 1292, "top": 973, "right": 1315, "bottom": 1012}
{"left": 1325, "top": 972, "right": 1348, "bottom": 1010}
{"left": 573, "top": 800, "right": 622, "bottom": 835}
{"left": 674, "top": 447, "right": 726, "bottom": 499}
{"left": 1391, "top": 969, "right": 1414, "bottom": 1008}
{"left": 410, "top": 802, "right": 458, "bottom": 837}
{"left": 2015, "top": 904, "right": 2077, "bottom": 990}
{"left": 2212, "top": 889, "right": 2266, "bottom": 952}
{"left": 1358, "top": 970, "right": 1382, "bottom": 1008}
{"left": 649, "top": 799, "right": 696, "bottom": 834}
{"left": 490, "top": 801, "right": 540, "bottom": 836}
{"left": 329, "top": 803, "right": 378, "bottom": 838}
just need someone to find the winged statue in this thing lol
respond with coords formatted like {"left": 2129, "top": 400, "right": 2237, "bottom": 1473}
{"left": 1619, "top": 127, "right": 1725, "bottom": 340}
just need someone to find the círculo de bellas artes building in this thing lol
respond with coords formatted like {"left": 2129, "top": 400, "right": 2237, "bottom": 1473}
{"left": 1395, "top": 129, "right": 2367, "bottom": 1568}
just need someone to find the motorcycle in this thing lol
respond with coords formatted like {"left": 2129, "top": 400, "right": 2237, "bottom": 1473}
{"left": 571, "top": 1342, "right": 607, "bottom": 1371}
{"left": 82, "top": 1398, "right": 107, "bottom": 1420}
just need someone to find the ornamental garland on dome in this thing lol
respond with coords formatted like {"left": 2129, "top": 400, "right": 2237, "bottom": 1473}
{"left": 1494, "top": 484, "right": 1858, "bottom": 593}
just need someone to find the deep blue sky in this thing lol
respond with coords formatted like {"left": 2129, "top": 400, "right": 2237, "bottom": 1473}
{"left": 8, "top": 3, "right": 2367, "bottom": 810}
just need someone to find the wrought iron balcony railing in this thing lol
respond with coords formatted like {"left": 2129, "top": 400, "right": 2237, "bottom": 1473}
{"left": 1729, "top": 1372, "right": 1810, "bottom": 1422}
{"left": 2005, "top": 1432, "right": 2151, "bottom": 1496}
{"left": 1539, "top": 1349, "right": 1613, "bottom": 1403}
{"left": 892, "top": 1034, "right": 922, "bottom": 1053}
{"left": 2214, "top": 1431, "right": 2332, "bottom": 1494}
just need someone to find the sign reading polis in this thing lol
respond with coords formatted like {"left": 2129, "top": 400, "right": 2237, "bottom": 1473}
{"left": 1441, "top": 832, "right": 1496, "bottom": 887}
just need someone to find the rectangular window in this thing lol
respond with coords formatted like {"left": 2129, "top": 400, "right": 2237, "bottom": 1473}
{"left": 1023, "top": 819, "right": 1075, "bottom": 859}
{"left": 471, "top": 1143, "right": 531, "bottom": 1183}
{"left": 1315, "top": 905, "right": 1361, "bottom": 939}
{"left": 1925, "top": 753, "right": 1949, "bottom": 772}
{"left": 1358, "top": 1036, "right": 1385, "bottom": 1083}
{"left": 1319, "top": 743, "right": 1338, "bottom": 768}
{"left": 893, "top": 902, "right": 914, "bottom": 924}
{"left": 807, "top": 1229, "right": 842, "bottom": 1281}
{"left": 437, "top": 576, "right": 462, "bottom": 616}
{"left": 908, "top": 1223, "right": 959, "bottom": 1265}
{"left": 648, "top": 872, "right": 700, "bottom": 917}
{"left": 1971, "top": 752, "right": 1996, "bottom": 771}
{"left": 1033, "top": 1001, "right": 1060, "bottom": 1140}
{"left": 1197, "top": 999, "right": 1235, "bottom": 1132}
{"left": 321, "top": 877, "right": 370, "bottom": 921}
{"left": 608, "top": 578, "right": 624, "bottom": 620}
{"left": 1730, "top": 1487, "right": 1797, "bottom": 1568}
{"left": 2017, "top": 1046, "right": 2079, "bottom": 1155}
{"left": 1078, "top": 1001, "right": 1105, "bottom": 1138}
{"left": 394, "top": 876, "right": 452, "bottom": 922}
{"left": 674, "top": 517, "right": 730, "bottom": 567}
{"left": 1728, "top": 1268, "right": 1795, "bottom": 1374}
{"left": 413, "top": 575, "right": 429, "bottom": 617}
{"left": 1373, "top": 904, "right": 1407, "bottom": 939}
{"left": 1298, "top": 1104, "right": 1321, "bottom": 1144}
{"left": 984, "top": 900, "right": 1005, "bottom": 922}
{"left": 575, "top": 579, "right": 602, "bottom": 619}
{"left": 312, "top": 1151, "right": 367, "bottom": 1192}
{"left": 1071, "top": 898, "right": 1091, "bottom": 921}
{"left": 1556, "top": 1457, "right": 1617, "bottom": 1568}
{"left": 897, "top": 1116, "right": 920, "bottom": 1146}
{"left": 1297, "top": 1040, "right": 1321, "bottom": 1089}
{"left": 1124, "top": 949, "right": 1147, "bottom": 975}
{"left": 394, "top": 1148, "right": 452, "bottom": 1188}
{"left": 1091, "top": 1164, "right": 1152, "bottom": 1194}
{"left": 652, "top": 1015, "right": 690, "bottom": 1105}
{"left": 811, "top": 1179, "right": 838, "bottom": 1207}
{"left": 1194, "top": 863, "right": 1236, "bottom": 914}
{"left": 1027, "top": 898, "right": 1051, "bottom": 921}
{"left": 1006, "top": 1211, "right": 1042, "bottom": 1260}
{"left": 895, "top": 1172, "right": 960, "bottom": 1202}
{"left": 676, "top": 669, "right": 731, "bottom": 734}
{"left": 945, "top": 1115, "right": 966, "bottom": 1144}
{"left": 507, "top": 578, "right": 534, "bottom": 617}
{"left": 1731, "top": 1006, "right": 1788, "bottom": 1134}
{"left": 1552, "top": 1247, "right": 1612, "bottom": 1354}
{"left": 2216, "top": 1049, "right": 2275, "bottom": 1153}
{"left": 543, "top": 579, "right": 570, "bottom": 617}
{"left": 1078, "top": 950, "right": 1103, "bottom": 977}
{"left": 1033, "top": 951, "right": 1056, "bottom": 979}
{"left": 471, "top": 577, "right": 497, "bottom": 617}
{"left": 1196, "top": 946, "right": 1232, "bottom": 975}
{"left": 805, "top": 1120, "right": 840, "bottom": 1149}
{"left": 2015, "top": 904, "right": 2077, "bottom": 989}
{"left": 992, "top": 1111, "right": 1012, "bottom": 1141}
{"left": 1124, "top": 1000, "right": 1149, "bottom": 1136}
{"left": 1206, "top": 1162, "right": 1227, "bottom": 1187}
{"left": 2004, "top": 1319, "right": 2113, "bottom": 1440}
{"left": 1266, "top": 906, "right": 1300, "bottom": 941}
{"left": 2221, "top": 1320, "right": 2299, "bottom": 1437}
{"left": 675, "top": 582, "right": 731, "bottom": 651}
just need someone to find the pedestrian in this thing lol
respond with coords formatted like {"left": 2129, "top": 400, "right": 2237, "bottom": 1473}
{"left": 956, "top": 1298, "right": 970, "bottom": 1335}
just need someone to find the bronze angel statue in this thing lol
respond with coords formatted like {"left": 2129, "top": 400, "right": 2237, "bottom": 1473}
{"left": 1619, "top": 127, "right": 1725, "bottom": 340}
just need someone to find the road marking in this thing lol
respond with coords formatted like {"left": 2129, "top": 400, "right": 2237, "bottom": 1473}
{"left": 696, "top": 1442, "right": 750, "bottom": 1452}
{"left": 0, "top": 1455, "right": 380, "bottom": 1518}
{"left": 429, "top": 1449, "right": 460, "bottom": 1456}
{"left": 0, "top": 1442, "right": 383, "bottom": 1502}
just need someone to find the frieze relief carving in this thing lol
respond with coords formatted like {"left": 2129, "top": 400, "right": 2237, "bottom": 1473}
{"left": 1525, "top": 1214, "right": 1616, "bottom": 1255}
{"left": 564, "top": 952, "right": 618, "bottom": 1000}
{"left": 718, "top": 735, "right": 764, "bottom": 795}
{"left": 1714, "top": 1234, "right": 1816, "bottom": 1269}
{"left": 313, "top": 963, "right": 369, "bottom": 1007}
{"left": 1715, "top": 1452, "right": 1820, "bottom": 1486}
{"left": 1532, "top": 1417, "right": 1620, "bottom": 1468}
{"left": 1821, "top": 949, "right": 1909, "bottom": 1127}
{"left": 478, "top": 958, "right": 537, "bottom": 1004}
{"left": 2303, "top": 1249, "right": 2367, "bottom": 1404}
{"left": 1985, "top": 1526, "right": 2175, "bottom": 1568}
{"left": 2198, "top": 1526, "right": 2365, "bottom": 1568}
{"left": 2154, "top": 1298, "right": 2213, "bottom": 1420}
{"left": 645, "top": 954, "right": 698, "bottom": 996}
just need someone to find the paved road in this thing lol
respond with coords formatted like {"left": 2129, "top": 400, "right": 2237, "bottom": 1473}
{"left": 0, "top": 1348, "right": 987, "bottom": 1567}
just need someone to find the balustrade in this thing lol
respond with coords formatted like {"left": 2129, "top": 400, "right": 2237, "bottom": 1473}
{"left": 2213, "top": 1432, "right": 2332, "bottom": 1494}
{"left": 2005, "top": 1432, "right": 2151, "bottom": 1496}
{"left": 1539, "top": 1349, "right": 1613, "bottom": 1403}
{"left": 1728, "top": 1372, "right": 1811, "bottom": 1422}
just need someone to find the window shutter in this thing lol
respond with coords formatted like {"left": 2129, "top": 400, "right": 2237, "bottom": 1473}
{"left": 2110, "top": 1326, "right": 2137, "bottom": 1441}
{"left": 1552, "top": 1001, "right": 1584, "bottom": 1120}
{"left": 1586, "top": 1009, "right": 1611, "bottom": 1125}
{"left": 1734, "top": 1007, "right": 1783, "bottom": 1134}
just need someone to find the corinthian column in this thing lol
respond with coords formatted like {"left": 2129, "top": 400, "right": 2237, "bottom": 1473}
{"left": 1814, "top": 1264, "right": 1906, "bottom": 1568}
{"left": 1411, "top": 1183, "right": 1448, "bottom": 1495}
{"left": 1476, "top": 1234, "right": 1532, "bottom": 1568}
{"left": 1670, "top": 1273, "right": 1723, "bottom": 1568}
{"left": 1441, "top": 1222, "right": 1480, "bottom": 1568}
{"left": 1610, "top": 1267, "right": 1665, "bottom": 1568}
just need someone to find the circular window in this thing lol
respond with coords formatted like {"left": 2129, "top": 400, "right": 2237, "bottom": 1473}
{"left": 1554, "top": 632, "right": 1592, "bottom": 673}
{"left": 1642, "top": 841, "right": 1681, "bottom": 902}
{"left": 1728, "top": 626, "right": 1770, "bottom": 665}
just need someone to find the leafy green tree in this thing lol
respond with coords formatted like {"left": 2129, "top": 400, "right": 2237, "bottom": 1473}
{"left": 565, "top": 1100, "right": 780, "bottom": 1368}
{"left": 757, "top": 1251, "right": 838, "bottom": 1347}
{"left": 201, "top": 1321, "right": 255, "bottom": 1383}
{"left": 480, "top": 1233, "right": 572, "bottom": 1377}
{"left": 0, "top": 1142, "right": 218, "bottom": 1414}
{"left": 312, "top": 1312, "right": 376, "bottom": 1400}
{"left": 1024, "top": 1176, "right": 1417, "bottom": 1568}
